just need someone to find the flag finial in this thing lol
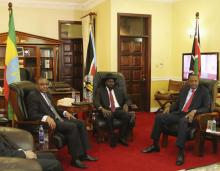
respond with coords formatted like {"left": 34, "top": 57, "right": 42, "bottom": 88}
{"left": 196, "top": 12, "right": 199, "bottom": 19}
{"left": 8, "top": 2, "right": 12, "bottom": 10}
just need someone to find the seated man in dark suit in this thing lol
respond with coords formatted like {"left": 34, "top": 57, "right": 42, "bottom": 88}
{"left": 142, "top": 74, "right": 211, "bottom": 165}
{"left": 26, "top": 77, "right": 97, "bottom": 169}
{"left": 94, "top": 73, "right": 134, "bottom": 147}
{"left": 0, "top": 134, "right": 62, "bottom": 171}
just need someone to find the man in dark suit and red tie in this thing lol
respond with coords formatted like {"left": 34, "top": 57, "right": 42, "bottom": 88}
{"left": 142, "top": 74, "right": 211, "bottom": 166}
{"left": 26, "top": 77, "right": 97, "bottom": 169}
{"left": 94, "top": 73, "right": 133, "bottom": 147}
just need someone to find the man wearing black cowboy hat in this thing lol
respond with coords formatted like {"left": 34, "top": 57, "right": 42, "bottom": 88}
{"left": 94, "top": 73, "right": 133, "bottom": 147}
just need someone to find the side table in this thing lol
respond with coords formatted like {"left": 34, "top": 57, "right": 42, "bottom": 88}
{"left": 205, "top": 128, "right": 220, "bottom": 154}
{"left": 58, "top": 102, "right": 93, "bottom": 130}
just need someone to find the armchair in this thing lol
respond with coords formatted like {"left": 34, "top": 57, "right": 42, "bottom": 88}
{"left": 161, "top": 79, "right": 218, "bottom": 156}
{"left": 154, "top": 80, "right": 186, "bottom": 112}
{"left": 9, "top": 81, "right": 66, "bottom": 149}
{"left": 0, "top": 126, "right": 42, "bottom": 171}
{"left": 92, "top": 72, "right": 137, "bottom": 143}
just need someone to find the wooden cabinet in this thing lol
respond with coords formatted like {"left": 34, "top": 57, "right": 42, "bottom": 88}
{"left": 0, "top": 31, "right": 61, "bottom": 86}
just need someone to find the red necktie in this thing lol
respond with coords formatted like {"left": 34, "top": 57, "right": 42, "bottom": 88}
{"left": 182, "top": 89, "right": 195, "bottom": 112}
{"left": 109, "top": 90, "right": 116, "bottom": 112}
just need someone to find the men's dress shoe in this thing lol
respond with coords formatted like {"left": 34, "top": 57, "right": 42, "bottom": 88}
{"left": 142, "top": 145, "right": 160, "bottom": 153}
{"left": 118, "top": 138, "right": 129, "bottom": 146}
{"left": 176, "top": 151, "right": 184, "bottom": 166}
{"left": 81, "top": 154, "right": 98, "bottom": 161}
{"left": 72, "top": 159, "right": 87, "bottom": 169}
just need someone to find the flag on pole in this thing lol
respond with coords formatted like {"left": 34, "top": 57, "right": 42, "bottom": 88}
{"left": 85, "top": 29, "right": 97, "bottom": 76}
{"left": 189, "top": 12, "right": 201, "bottom": 77}
{"left": 83, "top": 27, "right": 97, "bottom": 102}
{"left": 4, "top": 3, "right": 20, "bottom": 120}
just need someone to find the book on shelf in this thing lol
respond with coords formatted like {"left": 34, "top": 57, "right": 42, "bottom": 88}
{"left": 19, "top": 59, "right": 24, "bottom": 68}
{"left": 40, "top": 59, "right": 53, "bottom": 68}
{"left": 41, "top": 71, "right": 53, "bottom": 79}
{"left": 40, "top": 49, "right": 54, "bottom": 57}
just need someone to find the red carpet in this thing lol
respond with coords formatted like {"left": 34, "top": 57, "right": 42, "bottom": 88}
{"left": 57, "top": 112, "right": 220, "bottom": 171}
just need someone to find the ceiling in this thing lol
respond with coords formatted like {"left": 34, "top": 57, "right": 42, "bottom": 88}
{"left": 0, "top": 0, "right": 177, "bottom": 10}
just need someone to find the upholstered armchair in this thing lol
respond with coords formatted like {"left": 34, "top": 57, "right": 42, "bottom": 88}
{"left": 92, "top": 72, "right": 137, "bottom": 142}
{"left": 0, "top": 126, "right": 42, "bottom": 171}
{"left": 9, "top": 81, "right": 66, "bottom": 149}
{"left": 154, "top": 80, "right": 186, "bottom": 112}
{"left": 161, "top": 79, "right": 218, "bottom": 156}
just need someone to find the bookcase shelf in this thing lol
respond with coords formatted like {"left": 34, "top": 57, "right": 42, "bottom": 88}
{"left": 0, "top": 31, "right": 61, "bottom": 86}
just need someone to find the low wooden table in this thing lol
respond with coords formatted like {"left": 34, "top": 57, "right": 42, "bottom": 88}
{"left": 204, "top": 128, "right": 220, "bottom": 154}
{"left": 181, "top": 162, "right": 220, "bottom": 170}
{"left": 58, "top": 102, "right": 93, "bottom": 129}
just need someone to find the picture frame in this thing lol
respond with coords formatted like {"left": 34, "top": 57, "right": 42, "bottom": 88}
{"left": 17, "top": 47, "right": 24, "bottom": 57}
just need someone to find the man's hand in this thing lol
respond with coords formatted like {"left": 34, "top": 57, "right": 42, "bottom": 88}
{"left": 25, "top": 150, "right": 37, "bottom": 159}
{"left": 46, "top": 116, "right": 56, "bottom": 129}
{"left": 163, "top": 105, "right": 170, "bottom": 114}
{"left": 185, "top": 110, "right": 196, "bottom": 123}
{"left": 65, "top": 111, "right": 76, "bottom": 120}
{"left": 101, "top": 108, "right": 112, "bottom": 118}
{"left": 123, "top": 104, "right": 129, "bottom": 112}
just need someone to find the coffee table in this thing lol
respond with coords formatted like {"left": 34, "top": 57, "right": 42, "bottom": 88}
{"left": 179, "top": 162, "right": 220, "bottom": 170}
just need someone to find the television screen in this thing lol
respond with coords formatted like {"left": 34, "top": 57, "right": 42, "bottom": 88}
{"left": 182, "top": 52, "right": 219, "bottom": 80}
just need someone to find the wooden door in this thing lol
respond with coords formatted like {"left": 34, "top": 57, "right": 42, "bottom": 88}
{"left": 60, "top": 39, "right": 83, "bottom": 92}
{"left": 118, "top": 14, "right": 151, "bottom": 111}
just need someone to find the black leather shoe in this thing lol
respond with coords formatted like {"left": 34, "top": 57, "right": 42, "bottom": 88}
{"left": 118, "top": 138, "right": 128, "bottom": 146}
{"left": 71, "top": 159, "right": 87, "bottom": 169}
{"left": 81, "top": 154, "right": 98, "bottom": 161}
{"left": 176, "top": 151, "right": 184, "bottom": 166}
{"left": 142, "top": 145, "right": 160, "bottom": 153}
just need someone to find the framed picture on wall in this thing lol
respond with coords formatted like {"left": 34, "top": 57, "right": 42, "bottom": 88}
{"left": 17, "top": 47, "right": 24, "bottom": 57}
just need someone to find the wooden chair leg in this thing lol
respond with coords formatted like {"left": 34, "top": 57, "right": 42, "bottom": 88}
{"left": 193, "top": 131, "right": 204, "bottom": 156}
{"left": 161, "top": 133, "right": 168, "bottom": 147}
{"left": 212, "top": 137, "right": 218, "bottom": 154}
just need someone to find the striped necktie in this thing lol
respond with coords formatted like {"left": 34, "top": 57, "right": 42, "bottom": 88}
{"left": 109, "top": 90, "right": 116, "bottom": 112}
{"left": 182, "top": 89, "right": 195, "bottom": 112}
{"left": 44, "top": 93, "right": 64, "bottom": 121}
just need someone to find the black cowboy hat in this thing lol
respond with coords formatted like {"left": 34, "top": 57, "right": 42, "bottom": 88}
{"left": 102, "top": 73, "right": 117, "bottom": 82}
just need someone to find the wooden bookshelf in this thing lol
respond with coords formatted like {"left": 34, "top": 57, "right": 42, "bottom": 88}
{"left": 0, "top": 31, "right": 61, "bottom": 85}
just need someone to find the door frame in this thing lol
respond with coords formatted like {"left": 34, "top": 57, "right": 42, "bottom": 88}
{"left": 117, "top": 13, "right": 151, "bottom": 111}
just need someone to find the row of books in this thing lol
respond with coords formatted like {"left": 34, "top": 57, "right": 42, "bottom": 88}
{"left": 40, "top": 59, "right": 53, "bottom": 68}
{"left": 41, "top": 71, "right": 53, "bottom": 79}
{"left": 40, "top": 49, "right": 54, "bottom": 57}
{"left": 19, "top": 59, "right": 36, "bottom": 68}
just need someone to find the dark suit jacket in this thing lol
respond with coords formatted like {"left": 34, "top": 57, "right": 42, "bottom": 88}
{"left": 0, "top": 134, "right": 26, "bottom": 158}
{"left": 94, "top": 86, "right": 131, "bottom": 110}
{"left": 26, "top": 89, "right": 64, "bottom": 121}
{"left": 170, "top": 85, "right": 211, "bottom": 114}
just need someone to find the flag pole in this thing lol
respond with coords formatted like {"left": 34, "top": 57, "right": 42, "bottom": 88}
{"left": 8, "top": 2, "right": 12, "bottom": 15}
{"left": 196, "top": 12, "right": 199, "bottom": 19}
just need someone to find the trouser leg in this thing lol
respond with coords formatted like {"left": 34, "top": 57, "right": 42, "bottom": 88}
{"left": 103, "top": 115, "right": 114, "bottom": 137}
{"left": 176, "top": 117, "right": 191, "bottom": 149}
{"left": 56, "top": 119, "right": 89, "bottom": 159}
{"left": 114, "top": 110, "right": 131, "bottom": 139}
{"left": 151, "top": 113, "right": 181, "bottom": 141}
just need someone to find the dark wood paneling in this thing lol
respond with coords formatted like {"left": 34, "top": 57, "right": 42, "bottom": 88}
{"left": 118, "top": 13, "right": 151, "bottom": 111}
